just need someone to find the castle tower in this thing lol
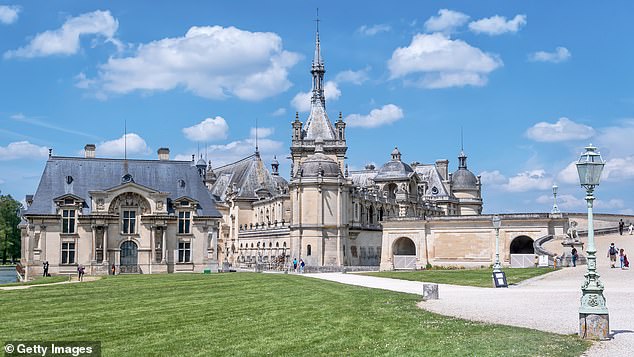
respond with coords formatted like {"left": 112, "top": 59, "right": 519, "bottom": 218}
{"left": 290, "top": 26, "right": 347, "bottom": 177}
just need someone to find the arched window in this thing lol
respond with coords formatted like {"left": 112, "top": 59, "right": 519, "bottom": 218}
{"left": 307, "top": 244, "right": 312, "bottom": 256}
{"left": 276, "top": 242, "right": 279, "bottom": 248}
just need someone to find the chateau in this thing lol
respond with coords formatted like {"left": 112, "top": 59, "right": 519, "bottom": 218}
{"left": 20, "top": 28, "right": 493, "bottom": 277}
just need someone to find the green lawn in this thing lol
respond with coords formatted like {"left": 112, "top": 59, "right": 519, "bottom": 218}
{"left": 0, "top": 273, "right": 588, "bottom": 356}
{"left": 358, "top": 268, "right": 557, "bottom": 288}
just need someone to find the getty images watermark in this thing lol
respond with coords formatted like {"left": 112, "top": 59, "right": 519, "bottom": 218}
{"left": 4, "top": 341, "right": 101, "bottom": 357}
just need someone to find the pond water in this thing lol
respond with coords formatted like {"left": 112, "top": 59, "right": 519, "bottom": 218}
{"left": 0, "top": 266, "right": 18, "bottom": 284}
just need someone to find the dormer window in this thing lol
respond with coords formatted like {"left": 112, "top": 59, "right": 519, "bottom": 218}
{"left": 64, "top": 198, "right": 74, "bottom": 205}
{"left": 62, "top": 209, "right": 76, "bottom": 234}
{"left": 180, "top": 201, "right": 190, "bottom": 207}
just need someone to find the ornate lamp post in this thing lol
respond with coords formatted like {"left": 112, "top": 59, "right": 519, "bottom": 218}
{"left": 492, "top": 215, "right": 502, "bottom": 273}
{"left": 551, "top": 184, "right": 561, "bottom": 214}
{"left": 576, "top": 144, "right": 609, "bottom": 340}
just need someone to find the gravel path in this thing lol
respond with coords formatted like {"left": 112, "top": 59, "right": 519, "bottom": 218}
{"left": 306, "top": 233, "right": 634, "bottom": 357}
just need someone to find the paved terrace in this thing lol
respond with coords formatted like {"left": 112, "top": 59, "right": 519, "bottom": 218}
{"left": 306, "top": 232, "right": 634, "bottom": 356}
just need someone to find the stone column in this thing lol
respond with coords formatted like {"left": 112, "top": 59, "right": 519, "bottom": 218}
{"left": 102, "top": 226, "right": 108, "bottom": 264}
{"left": 91, "top": 225, "right": 96, "bottom": 263}
{"left": 161, "top": 228, "right": 166, "bottom": 263}
{"left": 40, "top": 225, "right": 47, "bottom": 262}
{"left": 149, "top": 226, "right": 155, "bottom": 274}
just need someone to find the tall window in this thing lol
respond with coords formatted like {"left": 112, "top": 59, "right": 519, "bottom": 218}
{"left": 61, "top": 242, "right": 75, "bottom": 264}
{"left": 307, "top": 244, "right": 312, "bottom": 256}
{"left": 122, "top": 210, "right": 136, "bottom": 234}
{"left": 178, "top": 241, "right": 191, "bottom": 263}
{"left": 178, "top": 211, "right": 191, "bottom": 234}
{"left": 62, "top": 209, "right": 76, "bottom": 234}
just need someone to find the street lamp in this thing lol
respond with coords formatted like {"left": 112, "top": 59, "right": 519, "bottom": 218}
{"left": 492, "top": 215, "right": 502, "bottom": 273}
{"left": 576, "top": 144, "right": 609, "bottom": 340}
{"left": 551, "top": 184, "right": 561, "bottom": 214}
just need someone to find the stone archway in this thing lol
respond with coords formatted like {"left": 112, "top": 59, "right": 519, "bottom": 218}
{"left": 510, "top": 236, "right": 535, "bottom": 254}
{"left": 509, "top": 235, "right": 535, "bottom": 268}
{"left": 393, "top": 237, "right": 416, "bottom": 269}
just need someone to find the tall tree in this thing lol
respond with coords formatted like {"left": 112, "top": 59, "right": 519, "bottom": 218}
{"left": 0, "top": 193, "right": 23, "bottom": 264}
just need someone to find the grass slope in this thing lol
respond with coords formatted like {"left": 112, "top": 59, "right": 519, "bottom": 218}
{"left": 0, "top": 273, "right": 588, "bottom": 356}
{"left": 359, "top": 268, "right": 556, "bottom": 287}
{"left": 1, "top": 275, "right": 68, "bottom": 287}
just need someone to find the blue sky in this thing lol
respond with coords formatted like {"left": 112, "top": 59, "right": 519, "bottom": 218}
{"left": 1, "top": 1, "right": 633, "bottom": 214}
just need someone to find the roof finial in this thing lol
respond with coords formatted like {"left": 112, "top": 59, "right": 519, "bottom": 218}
{"left": 460, "top": 126, "right": 464, "bottom": 152}
{"left": 255, "top": 118, "right": 259, "bottom": 155}
{"left": 124, "top": 120, "right": 127, "bottom": 161}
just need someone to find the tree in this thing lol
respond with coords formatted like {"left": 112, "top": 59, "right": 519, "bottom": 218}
{"left": 0, "top": 193, "right": 23, "bottom": 264}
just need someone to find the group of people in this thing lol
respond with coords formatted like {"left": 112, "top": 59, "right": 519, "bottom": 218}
{"left": 292, "top": 258, "right": 305, "bottom": 273}
{"left": 608, "top": 242, "right": 629, "bottom": 269}
{"left": 618, "top": 219, "right": 634, "bottom": 235}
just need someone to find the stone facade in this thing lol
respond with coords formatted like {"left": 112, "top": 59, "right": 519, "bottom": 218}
{"left": 20, "top": 148, "right": 221, "bottom": 279}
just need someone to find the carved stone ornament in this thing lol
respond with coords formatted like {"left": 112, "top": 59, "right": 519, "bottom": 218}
{"left": 96, "top": 198, "right": 105, "bottom": 211}
{"left": 108, "top": 192, "right": 151, "bottom": 214}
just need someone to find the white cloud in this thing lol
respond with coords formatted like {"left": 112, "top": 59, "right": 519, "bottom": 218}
{"left": 479, "top": 170, "right": 507, "bottom": 185}
{"left": 529, "top": 47, "right": 571, "bottom": 63}
{"left": 603, "top": 156, "right": 634, "bottom": 182}
{"left": 424, "top": 9, "right": 470, "bottom": 34}
{"left": 537, "top": 193, "right": 624, "bottom": 210}
{"left": 335, "top": 67, "right": 370, "bottom": 85}
{"left": 271, "top": 108, "right": 286, "bottom": 116}
{"left": 182, "top": 116, "right": 229, "bottom": 142}
{"left": 345, "top": 104, "right": 404, "bottom": 128}
{"left": 557, "top": 161, "right": 579, "bottom": 185}
{"left": 469, "top": 14, "right": 527, "bottom": 35}
{"left": 0, "top": 5, "right": 20, "bottom": 25}
{"left": 526, "top": 117, "right": 595, "bottom": 142}
{"left": 97, "top": 133, "right": 150, "bottom": 157}
{"left": 594, "top": 119, "right": 634, "bottom": 158}
{"left": 82, "top": 26, "right": 300, "bottom": 101}
{"left": 0, "top": 141, "right": 49, "bottom": 160}
{"left": 249, "top": 127, "right": 274, "bottom": 139}
{"left": 4, "top": 10, "right": 118, "bottom": 58}
{"left": 357, "top": 24, "right": 391, "bottom": 36}
{"left": 388, "top": 33, "right": 502, "bottom": 88}
{"left": 176, "top": 137, "right": 283, "bottom": 167}
{"left": 503, "top": 169, "right": 552, "bottom": 192}
{"left": 291, "top": 81, "right": 341, "bottom": 112}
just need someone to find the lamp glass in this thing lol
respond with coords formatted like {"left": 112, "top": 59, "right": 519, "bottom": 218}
{"left": 576, "top": 145, "right": 605, "bottom": 187}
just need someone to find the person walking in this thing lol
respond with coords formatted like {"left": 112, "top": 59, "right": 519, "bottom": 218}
{"left": 111, "top": 264, "right": 116, "bottom": 275}
{"left": 620, "top": 248, "right": 626, "bottom": 269}
{"left": 571, "top": 247, "right": 578, "bottom": 267}
{"left": 629, "top": 223, "right": 633, "bottom": 235}
{"left": 299, "top": 259, "right": 305, "bottom": 274}
{"left": 42, "top": 261, "right": 49, "bottom": 277}
{"left": 77, "top": 264, "right": 85, "bottom": 282}
{"left": 608, "top": 243, "right": 618, "bottom": 268}
{"left": 292, "top": 257, "right": 298, "bottom": 273}
{"left": 619, "top": 219, "right": 625, "bottom": 235}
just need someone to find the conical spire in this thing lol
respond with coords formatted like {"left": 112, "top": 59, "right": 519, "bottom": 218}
{"left": 303, "top": 13, "right": 336, "bottom": 141}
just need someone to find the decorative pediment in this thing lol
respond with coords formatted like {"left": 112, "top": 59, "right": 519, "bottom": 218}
{"left": 173, "top": 196, "right": 199, "bottom": 208}
{"left": 108, "top": 192, "right": 151, "bottom": 215}
{"left": 53, "top": 193, "right": 85, "bottom": 207}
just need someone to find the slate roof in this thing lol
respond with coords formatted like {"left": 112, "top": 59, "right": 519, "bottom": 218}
{"left": 413, "top": 164, "right": 450, "bottom": 197}
{"left": 210, "top": 154, "right": 287, "bottom": 201}
{"left": 374, "top": 160, "right": 415, "bottom": 181}
{"left": 26, "top": 156, "right": 221, "bottom": 217}
{"left": 349, "top": 170, "right": 378, "bottom": 188}
{"left": 303, "top": 103, "right": 337, "bottom": 141}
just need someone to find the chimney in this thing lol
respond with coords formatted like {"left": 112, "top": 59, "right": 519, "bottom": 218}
{"left": 158, "top": 147, "right": 170, "bottom": 161}
{"left": 435, "top": 159, "right": 449, "bottom": 181}
{"left": 25, "top": 195, "right": 33, "bottom": 207}
{"left": 84, "top": 144, "right": 96, "bottom": 158}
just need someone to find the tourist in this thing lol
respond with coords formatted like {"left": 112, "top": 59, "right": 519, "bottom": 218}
{"left": 111, "top": 264, "right": 116, "bottom": 275}
{"left": 42, "top": 261, "right": 49, "bottom": 277}
{"left": 619, "top": 219, "right": 625, "bottom": 235}
{"left": 293, "top": 257, "right": 298, "bottom": 272}
{"left": 624, "top": 252, "right": 630, "bottom": 269}
{"left": 299, "top": 259, "right": 305, "bottom": 274}
{"left": 629, "top": 223, "right": 633, "bottom": 235}
{"left": 77, "top": 264, "right": 85, "bottom": 282}
{"left": 571, "top": 247, "right": 578, "bottom": 267}
{"left": 608, "top": 243, "right": 618, "bottom": 268}
{"left": 620, "top": 249, "right": 626, "bottom": 269}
